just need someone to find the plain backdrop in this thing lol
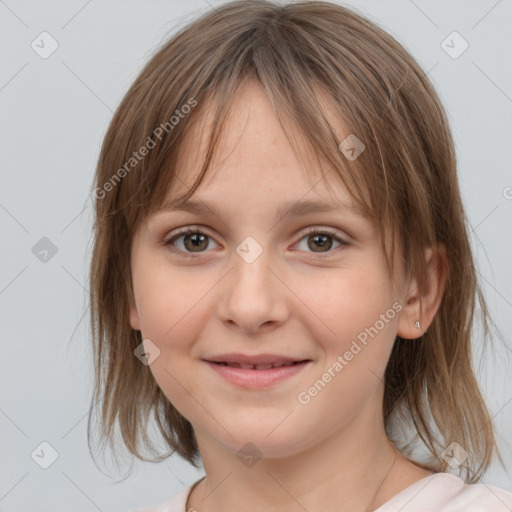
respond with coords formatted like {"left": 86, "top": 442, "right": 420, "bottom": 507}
{"left": 1, "top": 0, "right": 511, "bottom": 511}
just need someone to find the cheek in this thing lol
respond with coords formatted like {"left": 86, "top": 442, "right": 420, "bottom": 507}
{"left": 298, "top": 263, "right": 397, "bottom": 351}
{"left": 132, "top": 262, "right": 216, "bottom": 388}
{"left": 133, "top": 267, "right": 211, "bottom": 414}
{"left": 295, "top": 276, "right": 398, "bottom": 431}
{"left": 133, "top": 260, "right": 210, "bottom": 342}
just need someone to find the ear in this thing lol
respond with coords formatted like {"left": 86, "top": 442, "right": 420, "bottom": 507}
{"left": 397, "top": 244, "right": 447, "bottom": 340}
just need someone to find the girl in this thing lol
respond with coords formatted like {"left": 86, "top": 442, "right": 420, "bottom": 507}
{"left": 88, "top": 1, "right": 512, "bottom": 511}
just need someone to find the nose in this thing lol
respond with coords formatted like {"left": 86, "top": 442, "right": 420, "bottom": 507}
{"left": 216, "top": 243, "right": 290, "bottom": 335}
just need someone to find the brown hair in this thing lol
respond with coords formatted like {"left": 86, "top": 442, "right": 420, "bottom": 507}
{"left": 88, "top": 0, "right": 506, "bottom": 482}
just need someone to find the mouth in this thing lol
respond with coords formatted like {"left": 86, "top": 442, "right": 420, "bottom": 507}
{"left": 203, "top": 356, "right": 312, "bottom": 389}
{"left": 208, "top": 360, "right": 309, "bottom": 370}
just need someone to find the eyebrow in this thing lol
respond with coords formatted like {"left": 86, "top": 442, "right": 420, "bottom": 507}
{"left": 155, "top": 197, "right": 367, "bottom": 222}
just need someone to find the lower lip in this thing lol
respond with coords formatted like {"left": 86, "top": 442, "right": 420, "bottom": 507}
{"left": 205, "top": 361, "right": 310, "bottom": 389}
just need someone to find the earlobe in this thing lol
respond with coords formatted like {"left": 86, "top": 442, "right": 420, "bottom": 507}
{"left": 396, "top": 244, "right": 447, "bottom": 340}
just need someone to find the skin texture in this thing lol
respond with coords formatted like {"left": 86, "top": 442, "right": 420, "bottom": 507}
{"left": 129, "top": 80, "right": 446, "bottom": 512}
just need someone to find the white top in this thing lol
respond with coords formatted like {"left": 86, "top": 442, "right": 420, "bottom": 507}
{"left": 131, "top": 473, "right": 512, "bottom": 512}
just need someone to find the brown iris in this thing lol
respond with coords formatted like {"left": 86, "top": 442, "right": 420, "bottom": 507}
{"left": 183, "top": 233, "right": 209, "bottom": 252}
{"left": 308, "top": 233, "right": 333, "bottom": 252}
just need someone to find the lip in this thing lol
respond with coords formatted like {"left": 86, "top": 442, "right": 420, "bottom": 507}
{"left": 204, "top": 352, "right": 309, "bottom": 366}
{"left": 204, "top": 360, "right": 311, "bottom": 389}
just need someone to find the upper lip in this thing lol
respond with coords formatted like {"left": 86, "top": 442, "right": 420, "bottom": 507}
{"left": 204, "top": 353, "right": 310, "bottom": 365}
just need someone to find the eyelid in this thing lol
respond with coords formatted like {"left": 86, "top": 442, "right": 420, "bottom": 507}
{"left": 163, "top": 224, "right": 350, "bottom": 258}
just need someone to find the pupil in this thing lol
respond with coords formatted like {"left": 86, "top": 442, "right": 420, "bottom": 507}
{"left": 309, "top": 234, "right": 332, "bottom": 252}
{"left": 185, "top": 233, "right": 208, "bottom": 251}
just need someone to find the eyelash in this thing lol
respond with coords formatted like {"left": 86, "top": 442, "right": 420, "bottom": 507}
{"left": 163, "top": 226, "right": 350, "bottom": 259}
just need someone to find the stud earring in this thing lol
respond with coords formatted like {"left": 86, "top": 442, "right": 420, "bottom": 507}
{"left": 415, "top": 320, "right": 421, "bottom": 330}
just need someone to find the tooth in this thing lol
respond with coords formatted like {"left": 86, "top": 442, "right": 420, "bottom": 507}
{"left": 270, "top": 362, "right": 294, "bottom": 368}
{"left": 220, "top": 362, "right": 300, "bottom": 369}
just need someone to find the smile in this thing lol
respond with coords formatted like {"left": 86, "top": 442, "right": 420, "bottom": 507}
{"left": 213, "top": 361, "right": 304, "bottom": 370}
{"left": 205, "top": 360, "right": 311, "bottom": 389}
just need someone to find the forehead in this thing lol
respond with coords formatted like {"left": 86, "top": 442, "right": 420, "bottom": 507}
{"left": 165, "top": 79, "right": 357, "bottom": 207}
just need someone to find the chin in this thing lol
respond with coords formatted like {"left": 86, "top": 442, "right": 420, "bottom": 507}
{"left": 215, "top": 421, "right": 310, "bottom": 460}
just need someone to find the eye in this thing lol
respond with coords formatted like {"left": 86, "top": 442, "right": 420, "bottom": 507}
{"left": 294, "top": 227, "right": 349, "bottom": 258}
{"left": 164, "top": 226, "right": 349, "bottom": 258}
{"left": 164, "top": 227, "right": 219, "bottom": 256}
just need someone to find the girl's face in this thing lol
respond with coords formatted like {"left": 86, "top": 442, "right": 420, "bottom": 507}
{"left": 129, "top": 80, "right": 413, "bottom": 461}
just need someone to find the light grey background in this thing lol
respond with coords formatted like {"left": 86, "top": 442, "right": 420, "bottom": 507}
{"left": 1, "top": 0, "right": 511, "bottom": 511}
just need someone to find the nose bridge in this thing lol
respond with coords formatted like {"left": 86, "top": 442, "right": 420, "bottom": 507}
{"left": 231, "top": 234, "right": 273, "bottom": 300}
{"left": 217, "top": 234, "right": 288, "bottom": 332}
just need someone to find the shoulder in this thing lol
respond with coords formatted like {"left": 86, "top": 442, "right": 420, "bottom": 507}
{"left": 129, "top": 480, "right": 198, "bottom": 512}
{"left": 440, "top": 476, "right": 512, "bottom": 511}
{"left": 379, "top": 472, "right": 512, "bottom": 511}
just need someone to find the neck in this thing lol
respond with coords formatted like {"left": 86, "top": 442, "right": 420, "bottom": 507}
{"left": 187, "top": 402, "right": 418, "bottom": 512}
